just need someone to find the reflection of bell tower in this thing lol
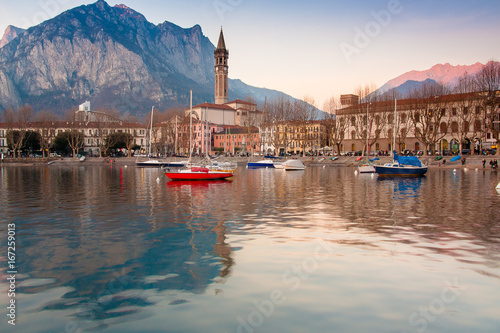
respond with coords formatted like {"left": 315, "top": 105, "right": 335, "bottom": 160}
{"left": 214, "top": 28, "right": 229, "bottom": 105}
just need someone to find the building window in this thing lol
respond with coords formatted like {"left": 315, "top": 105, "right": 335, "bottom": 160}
{"left": 452, "top": 108, "right": 457, "bottom": 116}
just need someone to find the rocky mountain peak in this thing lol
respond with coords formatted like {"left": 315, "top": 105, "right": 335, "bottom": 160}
{"left": 0, "top": 25, "right": 26, "bottom": 48}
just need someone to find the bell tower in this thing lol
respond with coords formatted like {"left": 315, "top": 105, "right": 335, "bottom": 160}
{"left": 214, "top": 28, "right": 229, "bottom": 105}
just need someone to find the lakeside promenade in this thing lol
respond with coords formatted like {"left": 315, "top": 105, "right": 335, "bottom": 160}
{"left": 1, "top": 155, "right": 498, "bottom": 169}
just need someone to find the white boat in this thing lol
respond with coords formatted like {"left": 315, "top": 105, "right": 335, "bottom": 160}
{"left": 282, "top": 159, "right": 305, "bottom": 170}
{"left": 247, "top": 160, "right": 275, "bottom": 168}
{"left": 136, "top": 159, "right": 164, "bottom": 167}
{"left": 358, "top": 164, "right": 375, "bottom": 173}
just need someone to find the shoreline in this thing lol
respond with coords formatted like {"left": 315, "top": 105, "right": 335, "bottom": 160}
{"left": 1, "top": 155, "right": 498, "bottom": 169}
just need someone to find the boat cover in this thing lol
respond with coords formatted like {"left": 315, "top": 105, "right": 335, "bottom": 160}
{"left": 393, "top": 151, "right": 422, "bottom": 167}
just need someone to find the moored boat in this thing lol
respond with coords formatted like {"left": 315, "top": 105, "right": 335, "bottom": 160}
{"left": 374, "top": 151, "right": 428, "bottom": 177}
{"left": 247, "top": 160, "right": 275, "bottom": 168}
{"left": 282, "top": 159, "right": 306, "bottom": 171}
{"left": 135, "top": 159, "right": 164, "bottom": 167}
{"left": 165, "top": 167, "right": 234, "bottom": 181}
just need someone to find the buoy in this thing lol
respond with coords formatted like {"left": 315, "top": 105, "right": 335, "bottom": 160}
{"left": 125, "top": 165, "right": 128, "bottom": 168}
{"left": 496, "top": 182, "right": 500, "bottom": 190}
{"left": 354, "top": 170, "right": 358, "bottom": 175}
{"left": 156, "top": 177, "right": 160, "bottom": 183}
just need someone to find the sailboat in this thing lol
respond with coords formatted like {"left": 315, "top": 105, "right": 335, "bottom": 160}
{"left": 374, "top": 99, "right": 428, "bottom": 177}
{"left": 165, "top": 91, "right": 235, "bottom": 181}
{"left": 136, "top": 106, "right": 163, "bottom": 167}
{"left": 358, "top": 103, "right": 375, "bottom": 173}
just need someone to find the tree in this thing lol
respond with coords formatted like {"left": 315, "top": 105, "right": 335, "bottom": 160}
{"left": 323, "top": 96, "right": 348, "bottom": 155}
{"left": 6, "top": 130, "right": 25, "bottom": 157}
{"left": 34, "top": 109, "right": 59, "bottom": 157}
{"left": 409, "top": 82, "right": 451, "bottom": 155}
{"left": 108, "top": 132, "right": 137, "bottom": 157}
{"left": 453, "top": 73, "right": 480, "bottom": 155}
{"left": 4, "top": 105, "right": 34, "bottom": 157}
{"left": 67, "top": 130, "right": 85, "bottom": 157}
{"left": 475, "top": 61, "right": 500, "bottom": 155}
{"left": 23, "top": 130, "right": 41, "bottom": 154}
{"left": 53, "top": 132, "right": 72, "bottom": 155}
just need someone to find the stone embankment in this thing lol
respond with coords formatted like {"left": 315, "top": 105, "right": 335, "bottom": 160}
{"left": 1, "top": 155, "right": 498, "bottom": 169}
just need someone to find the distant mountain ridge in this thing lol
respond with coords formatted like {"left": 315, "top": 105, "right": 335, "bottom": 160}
{"left": 0, "top": 25, "right": 25, "bottom": 48}
{"left": 0, "top": 0, "right": 295, "bottom": 117}
{"left": 379, "top": 62, "right": 486, "bottom": 93}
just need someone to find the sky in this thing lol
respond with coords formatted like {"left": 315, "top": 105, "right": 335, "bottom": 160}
{"left": 1, "top": 0, "right": 499, "bottom": 108}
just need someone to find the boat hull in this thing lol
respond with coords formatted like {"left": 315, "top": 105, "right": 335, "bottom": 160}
{"left": 358, "top": 165, "right": 375, "bottom": 173}
{"left": 247, "top": 162, "right": 274, "bottom": 169}
{"left": 374, "top": 165, "right": 428, "bottom": 177}
{"left": 165, "top": 171, "right": 234, "bottom": 181}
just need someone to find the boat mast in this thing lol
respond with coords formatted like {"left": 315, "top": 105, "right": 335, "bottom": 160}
{"left": 149, "top": 106, "right": 154, "bottom": 157}
{"left": 393, "top": 99, "right": 397, "bottom": 156}
{"left": 189, "top": 90, "right": 193, "bottom": 163}
{"left": 175, "top": 115, "right": 178, "bottom": 155}
{"left": 366, "top": 103, "right": 370, "bottom": 157}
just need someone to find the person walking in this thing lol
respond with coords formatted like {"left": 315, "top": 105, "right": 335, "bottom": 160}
{"left": 482, "top": 159, "right": 486, "bottom": 168}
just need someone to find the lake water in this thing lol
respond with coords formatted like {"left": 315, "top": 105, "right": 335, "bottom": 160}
{"left": 1, "top": 164, "right": 499, "bottom": 333}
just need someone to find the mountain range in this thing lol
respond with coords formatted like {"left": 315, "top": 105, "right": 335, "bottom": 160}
{"left": 375, "top": 62, "right": 494, "bottom": 98}
{"left": 0, "top": 0, "right": 290, "bottom": 117}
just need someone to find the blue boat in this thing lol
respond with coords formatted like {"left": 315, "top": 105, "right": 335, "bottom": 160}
{"left": 247, "top": 160, "right": 275, "bottom": 169}
{"left": 374, "top": 151, "right": 428, "bottom": 177}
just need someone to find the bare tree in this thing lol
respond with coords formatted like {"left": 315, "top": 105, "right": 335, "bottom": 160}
{"left": 475, "top": 61, "right": 500, "bottom": 155}
{"left": 5, "top": 105, "right": 34, "bottom": 157}
{"left": 453, "top": 73, "right": 480, "bottom": 155}
{"left": 323, "top": 96, "right": 348, "bottom": 155}
{"left": 409, "top": 82, "right": 451, "bottom": 155}
{"left": 34, "top": 109, "right": 59, "bottom": 157}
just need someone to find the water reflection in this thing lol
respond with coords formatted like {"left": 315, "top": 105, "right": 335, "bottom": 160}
{"left": 0, "top": 165, "right": 499, "bottom": 332}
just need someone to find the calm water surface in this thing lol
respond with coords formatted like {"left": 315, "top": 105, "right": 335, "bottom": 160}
{"left": 1, "top": 164, "right": 499, "bottom": 332}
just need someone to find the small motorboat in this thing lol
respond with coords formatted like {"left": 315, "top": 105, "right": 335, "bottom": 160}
{"left": 165, "top": 166, "right": 234, "bottom": 181}
{"left": 247, "top": 160, "right": 275, "bottom": 169}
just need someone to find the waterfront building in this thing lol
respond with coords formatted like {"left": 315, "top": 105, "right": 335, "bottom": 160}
{"left": 336, "top": 91, "right": 500, "bottom": 155}
{"left": 259, "top": 121, "right": 327, "bottom": 156}
{"left": 0, "top": 120, "right": 147, "bottom": 156}
{"left": 213, "top": 126, "right": 260, "bottom": 155}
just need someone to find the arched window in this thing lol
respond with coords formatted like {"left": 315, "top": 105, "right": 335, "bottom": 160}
{"left": 351, "top": 130, "right": 356, "bottom": 140}
{"left": 351, "top": 116, "right": 356, "bottom": 126}
{"left": 401, "top": 113, "right": 407, "bottom": 123}
{"left": 415, "top": 142, "right": 420, "bottom": 151}
{"left": 451, "top": 122, "right": 459, "bottom": 133}
{"left": 440, "top": 122, "right": 447, "bottom": 133}
{"left": 351, "top": 144, "right": 356, "bottom": 151}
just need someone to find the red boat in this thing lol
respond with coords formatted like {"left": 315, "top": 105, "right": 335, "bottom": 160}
{"left": 165, "top": 167, "right": 234, "bottom": 181}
